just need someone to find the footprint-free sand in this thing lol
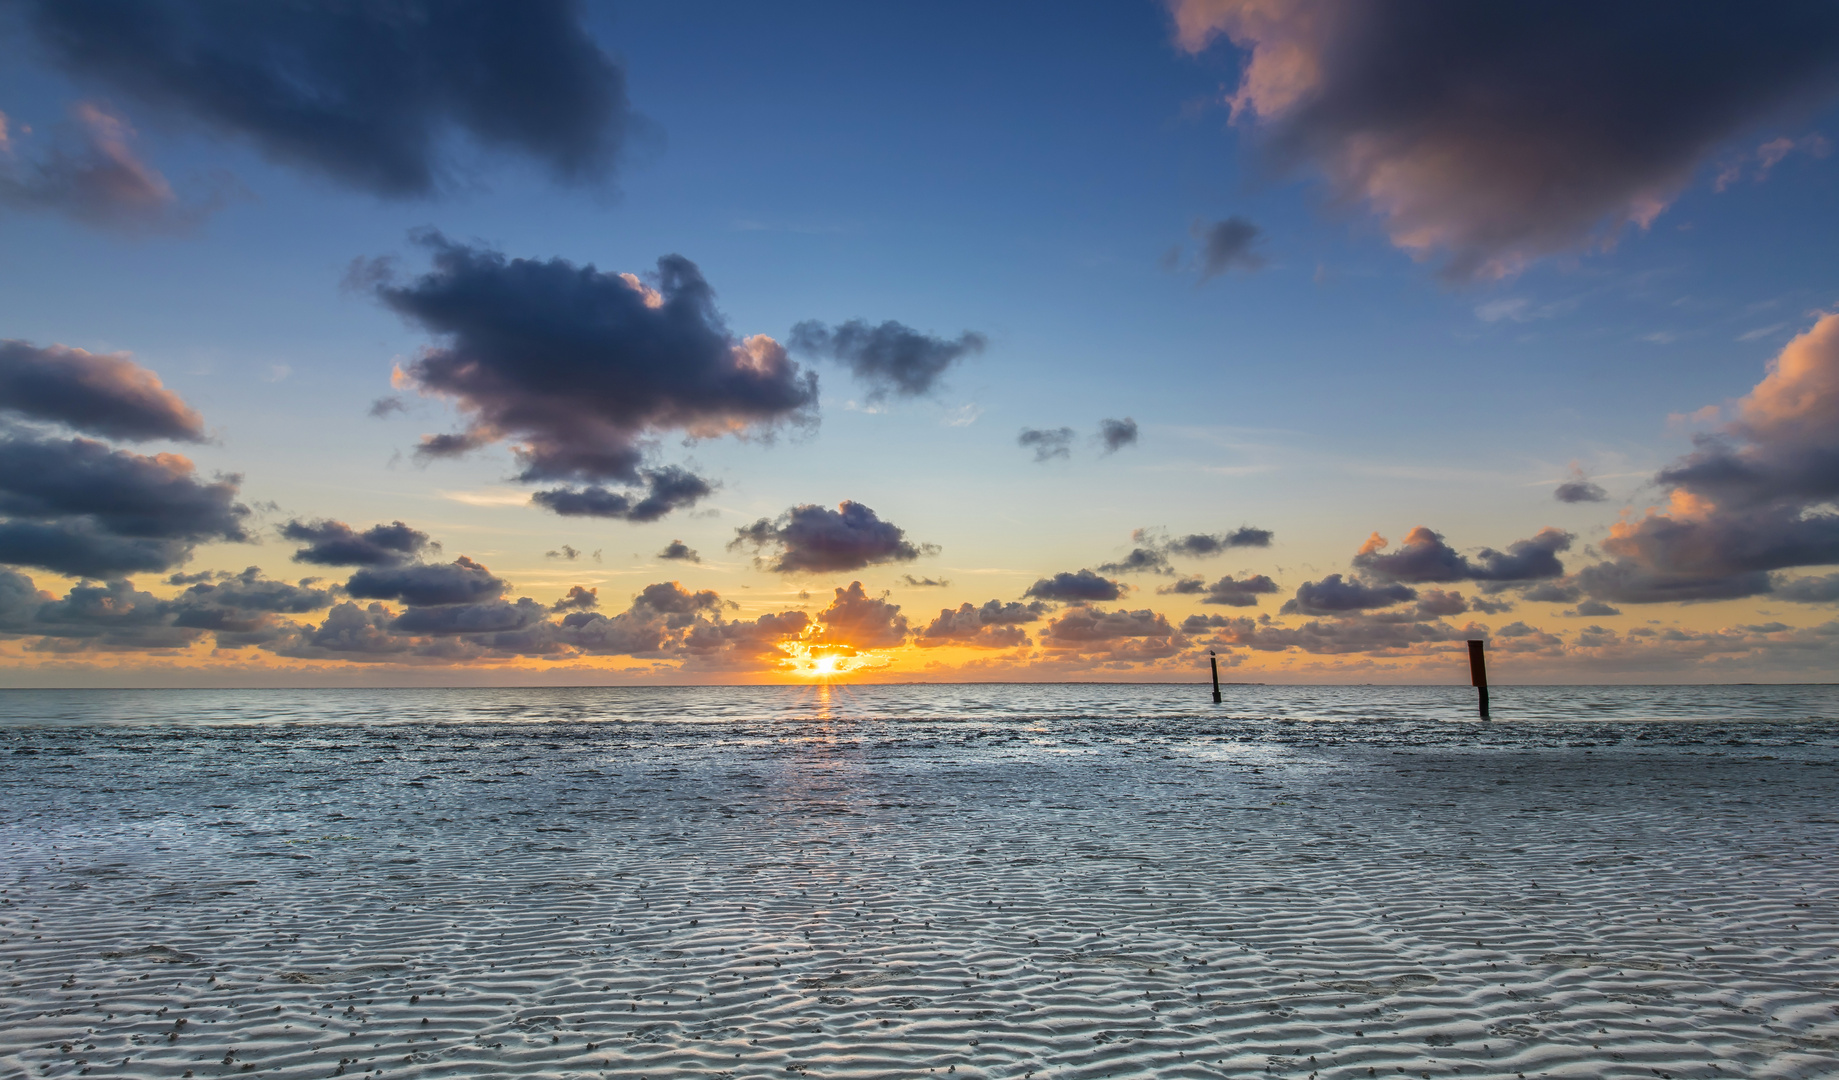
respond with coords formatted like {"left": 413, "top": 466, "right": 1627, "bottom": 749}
{"left": 3, "top": 697, "right": 1837, "bottom": 1079}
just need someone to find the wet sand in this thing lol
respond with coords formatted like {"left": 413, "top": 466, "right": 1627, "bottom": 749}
{"left": 2, "top": 710, "right": 1837, "bottom": 1079}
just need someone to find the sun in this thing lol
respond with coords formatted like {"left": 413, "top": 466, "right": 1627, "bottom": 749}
{"left": 810, "top": 654, "right": 840, "bottom": 676}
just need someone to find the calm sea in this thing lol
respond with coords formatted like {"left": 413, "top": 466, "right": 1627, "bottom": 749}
{"left": 0, "top": 683, "right": 1833, "bottom": 732}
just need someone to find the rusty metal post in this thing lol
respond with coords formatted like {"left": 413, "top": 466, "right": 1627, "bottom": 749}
{"left": 1468, "top": 639, "right": 1490, "bottom": 719}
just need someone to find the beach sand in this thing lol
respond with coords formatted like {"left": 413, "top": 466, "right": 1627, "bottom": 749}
{"left": 2, "top": 710, "right": 1836, "bottom": 1079}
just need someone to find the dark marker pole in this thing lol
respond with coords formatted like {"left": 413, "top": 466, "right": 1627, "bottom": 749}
{"left": 1210, "top": 650, "right": 1222, "bottom": 704}
{"left": 1467, "top": 639, "right": 1490, "bottom": 719}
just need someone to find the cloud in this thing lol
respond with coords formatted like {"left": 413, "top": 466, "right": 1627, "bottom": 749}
{"left": 1567, "top": 599, "right": 1623, "bottom": 617}
{"left": 0, "top": 102, "right": 196, "bottom": 229}
{"left": 375, "top": 233, "right": 816, "bottom": 513}
{"left": 282, "top": 519, "right": 433, "bottom": 567}
{"left": 1096, "top": 548, "right": 1172, "bottom": 576}
{"left": 809, "top": 581, "right": 908, "bottom": 650}
{"left": 1588, "top": 314, "right": 1839, "bottom": 601}
{"left": 658, "top": 540, "right": 700, "bottom": 563}
{"left": 0, "top": 432, "right": 248, "bottom": 577}
{"left": 1018, "top": 426, "right": 1074, "bottom": 462}
{"left": 1098, "top": 417, "right": 1139, "bottom": 453}
{"left": 916, "top": 598, "right": 1044, "bottom": 649}
{"left": 1169, "top": 1, "right": 1839, "bottom": 278}
{"left": 1039, "top": 605, "right": 1189, "bottom": 662}
{"left": 900, "top": 575, "right": 950, "bottom": 587}
{"left": 1352, "top": 526, "right": 1572, "bottom": 583}
{"left": 1185, "top": 610, "right": 1473, "bottom": 656}
{"left": 789, "top": 319, "right": 985, "bottom": 399}
{"left": 531, "top": 467, "right": 715, "bottom": 522}
{"left": 1193, "top": 572, "right": 1281, "bottom": 607}
{"left": 549, "top": 585, "right": 598, "bottom": 613}
{"left": 730, "top": 501, "right": 937, "bottom": 574}
{"left": 1554, "top": 467, "right": 1609, "bottom": 503}
{"left": 1193, "top": 216, "right": 1267, "bottom": 278}
{"left": 0, "top": 339, "right": 204, "bottom": 441}
{"left": 546, "top": 545, "right": 580, "bottom": 561}
{"left": 0, "top": 566, "right": 330, "bottom": 652}
{"left": 17, "top": 0, "right": 633, "bottom": 197}
{"left": 1776, "top": 573, "right": 1839, "bottom": 603}
{"left": 1152, "top": 527, "right": 1274, "bottom": 555}
{"left": 1024, "top": 569, "right": 1125, "bottom": 603}
{"left": 1279, "top": 574, "right": 1415, "bottom": 615}
{"left": 345, "top": 555, "right": 506, "bottom": 607}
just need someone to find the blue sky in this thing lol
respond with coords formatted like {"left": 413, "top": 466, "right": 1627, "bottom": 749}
{"left": 1, "top": 1, "right": 1837, "bottom": 684}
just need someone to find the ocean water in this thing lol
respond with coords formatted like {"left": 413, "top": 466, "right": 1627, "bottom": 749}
{"left": 0, "top": 681, "right": 1834, "bottom": 733}
{"left": 4, "top": 682, "right": 1838, "bottom": 1079}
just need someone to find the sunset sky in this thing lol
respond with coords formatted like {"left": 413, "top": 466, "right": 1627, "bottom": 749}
{"left": 2, "top": 0, "right": 1838, "bottom": 685}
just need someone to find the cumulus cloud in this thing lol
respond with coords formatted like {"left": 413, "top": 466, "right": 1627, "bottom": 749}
{"left": 345, "top": 555, "right": 505, "bottom": 608}
{"left": 530, "top": 467, "right": 714, "bottom": 522}
{"left": 0, "top": 566, "right": 330, "bottom": 651}
{"left": 1184, "top": 610, "right": 1473, "bottom": 656}
{"left": 374, "top": 233, "right": 816, "bottom": 517}
{"left": 1554, "top": 467, "right": 1609, "bottom": 503}
{"left": 1279, "top": 574, "right": 1415, "bottom": 616}
{"left": 1193, "top": 216, "right": 1267, "bottom": 278}
{"left": 1018, "top": 426, "right": 1074, "bottom": 462}
{"left": 730, "top": 501, "right": 937, "bottom": 575}
{"left": 1190, "top": 572, "right": 1281, "bottom": 607}
{"left": 1039, "top": 605, "right": 1189, "bottom": 662}
{"left": 16, "top": 0, "right": 633, "bottom": 197}
{"left": 1589, "top": 314, "right": 1839, "bottom": 602}
{"left": 283, "top": 519, "right": 433, "bottom": 567}
{"left": 789, "top": 319, "right": 985, "bottom": 399}
{"left": 1567, "top": 599, "right": 1623, "bottom": 617}
{"left": 1099, "top": 417, "right": 1139, "bottom": 453}
{"left": 0, "top": 340, "right": 204, "bottom": 441}
{"left": 916, "top": 598, "right": 1044, "bottom": 649}
{"left": 658, "top": 540, "right": 700, "bottom": 562}
{"left": 1776, "top": 573, "right": 1839, "bottom": 604}
{"left": 809, "top": 581, "right": 908, "bottom": 651}
{"left": 1169, "top": 1, "right": 1839, "bottom": 278}
{"left": 550, "top": 585, "right": 598, "bottom": 613}
{"left": 1352, "top": 526, "right": 1571, "bottom": 583}
{"left": 1024, "top": 569, "right": 1125, "bottom": 604}
{"left": 0, "top": 102, "right": 197, "bottom": 229}
{"left": 1096, "top": 548, "right": 1172, "bottom": 576}
{"left": 1140, "top": 526, "right": 1274, "bottom": 557}
{"left": 0, "top": 432, "right": 248, "bottom": 577}
{"left": 900, "top": 575, "right": 950, "bottom": 587}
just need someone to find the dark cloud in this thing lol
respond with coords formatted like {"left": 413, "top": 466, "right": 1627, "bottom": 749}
{"left": 730, "top": 501, "right": 936, "bottom": 575}
{"left": 1096, "top": 548, "right": 1172, "bottom": 576}
{"left": 0, "top": 101, "right": 198, "bottom": 230}
{"left": 0, "top": 432, "right": 248, "bottom": 577}
{"left": 530, "top": 467, "right": 715, "bottom": 522}
{"left": 1184, "top": 611, "right": 1473, "bottom": 656}
{"left": 1018, "top": 427, "right": 1074, "bottom": 462}
{"left": 1568, "top": 599, "right": 1623, "bottom": 617}
{"left": 0, "top": 566, "right": 330, "bottom": 651}
{"left": 368, "top": 396, "right": 408, "bottom": 418}
{"left": 1024, "top": 569, "right": 1124, "bottom": 604}
{"left": 1279, "top": 574, "right": 1416, "bottom": 615}
{"left": 658, "top": 540, "right": 700, "bottom": 563}
{"left": 1039, "top": 606, "right": 1189, "bottom": 662}
{"left": 1157, "top": 527, "right": 1274, "bottom": 555}
{"left": 282, "top": 519, "right": 432, "bottom": 567}
{"left": 634, "top": 581, "right": 725, "bottom": 617}
{"left": 345, "top": 555, "right": 505, "bottom": 608}
{"left": 1099, "top": 417, "right": 1139, "bottom": 453}
{"left": 788, "top": 319, "right": 985, "bottom": 400}
{"left": 18, "top": 0, "right": 633, "bottom": 197}
{"left": 550, "top": 585, "right": 598, "bottom": 613}
{"left": 900, "top": 575, "right": 950, "bottom": 587}
{"left": 0, "top": 339, "right": 204, "bottom": 440}
{"left": 1193, "top": 216, "right": 1267, "bottom": 278}
{"left": 545, "top": 545, "right": 581, "bottom": 561}
{"left": 1554, "top": 473, "right": 1609, "bottom": 503}
{"left": 1521, "top": 581, "right": 1582, "bottom": 604}
{"left": 1776, "top": 572, "right": 1839, "bottom": 604}
{"left": 1353, "top": 526, "right": 1571, "bottom": 583}
{"left": 917, "top": 598, "right": 1044, "bottom": 649}
{"left": 1192, "top": 572, "right": 1281, "bottom": 607}
{"left": 810, "top": 582, "right": 908, "bottom": 650}
{"left": 376, "top": 233, "right": 816, "bottom": 507}
{"left": 1591, "top": 316, "right": 1839, "bottom": 601}
{"left": 1172, "top": 1, "right": 1839, "bottom": 278}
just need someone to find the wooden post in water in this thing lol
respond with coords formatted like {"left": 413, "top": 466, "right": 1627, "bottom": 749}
{"left": 1210, "top": 651, "right": 1222, "bottom": 704}
{"left": 1467, "top": 639, "right": 1490, "bottom": 719}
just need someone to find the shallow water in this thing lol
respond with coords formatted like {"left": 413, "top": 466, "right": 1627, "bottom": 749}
{"left": 3, "top": 686, "right": 1837, "bottom": 1080}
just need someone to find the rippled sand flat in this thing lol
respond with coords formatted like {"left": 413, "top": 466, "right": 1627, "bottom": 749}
{"left": 3, "top": 691, "right": 1837, "bottom": 1080}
